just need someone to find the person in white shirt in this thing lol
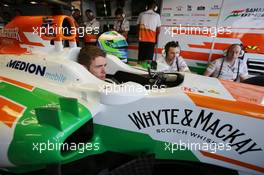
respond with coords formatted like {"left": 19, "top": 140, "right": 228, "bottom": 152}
{"left": 113, "top": 8, "right": 129, "bottom": 39}
{"left": 84, "top": 9, "right": 100, "bottom": 45}
{"left": 157, "top": 41, "right": 190, "bottom": 72}
{"left": 137, "top": 0, "right": 161, "bottom": 63}
{"left": 204, "top": 44, "right": 249, "bottom": 82}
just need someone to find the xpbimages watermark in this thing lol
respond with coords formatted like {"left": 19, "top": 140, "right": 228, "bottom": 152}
{"left": 99, "top": 83, "right": 167, "bottom": 95}
{"left": 32, "top": 140, "right": 100, "bottom": 154}
{"left": 32, "top": 26, "right": 99, "bottom": 38}
{"left": 164, "top": 140, "right": 231, "bottom": 154}
{"left": 164, "top": 25, "right": 232, "bottom": 37}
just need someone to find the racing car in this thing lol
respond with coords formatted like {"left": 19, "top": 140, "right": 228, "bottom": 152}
{"left": 0, "top": 15, "right": 264, "bottom": 175}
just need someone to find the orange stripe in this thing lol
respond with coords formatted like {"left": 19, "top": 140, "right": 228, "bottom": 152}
{"left": 186, "top": 93, "right": 264, "bottom": 120}
{"left": 139, "top": 24, "right": 157, "bottom": 42}
{"left": 221, "top": 80, "right": 264, "bottom": 105}
{"left": 188, "top": 42, "right": 213, "bottom": 49}
{"left": 181, "top": 51, "right": 211, "bottom": 61}
{"left": 0, "top": 76, "right": 33, "bottom": 90}
{"left": 0, "top": 97, "right": 24, "bottom": 128}
{"left": 128, "top": 45, "right": 218, "bottom": 62}
{"left": 200, "top": 151, "right": 264, "bottom": 173}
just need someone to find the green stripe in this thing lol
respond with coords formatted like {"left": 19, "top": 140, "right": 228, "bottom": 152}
{"left": 1, "top": 82, "right": 93, "bottom": 173}
{"left": 1, "top": 81, "right": 198, "bottom": 173}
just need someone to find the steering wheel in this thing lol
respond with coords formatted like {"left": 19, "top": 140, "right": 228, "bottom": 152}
{"left": 147, "top": 68, "right": 166, "bottom": 88}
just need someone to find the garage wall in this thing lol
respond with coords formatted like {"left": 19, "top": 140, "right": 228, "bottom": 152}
{"left": 158, "top": 0, "right": 264, "bottom": 75}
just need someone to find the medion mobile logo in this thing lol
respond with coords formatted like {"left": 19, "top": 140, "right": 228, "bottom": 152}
{"left": 6, "top": 59, "right": 46, "bottom": 76}
{"left": 6, "top": 59, "right": 66, "bottom": 83}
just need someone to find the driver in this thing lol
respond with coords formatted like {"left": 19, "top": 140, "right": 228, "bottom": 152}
{"left": 78, "top": 45, "right": 107, "bottom": 80}
{"left": 157, "top": 41, "right": 191, "bottom": 73}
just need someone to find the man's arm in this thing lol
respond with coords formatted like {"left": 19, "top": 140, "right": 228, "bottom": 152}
{"left": 122, "top": 20, "right": 130, "bottom": 38}
{"left": 204, "top": 62, "right": 216, "bottom": 77}
{"left": 203, "top": 69, "right": 213, "bottom": 76}
{"left": 178, "top": 57, "right": 191, "bottom": 72}
{"left": 239, "top": 63, "right": 249, "bottom": 82}
{"left": 156, "top": 26, "right": 160, "bottom": 43}
{"left": 137, "top": 24, "right": 141, "bottom": 38}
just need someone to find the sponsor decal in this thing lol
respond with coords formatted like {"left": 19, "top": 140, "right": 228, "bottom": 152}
{"left": 192, "top": 14, "right": 206, "bottom": 17}
{"left": 225, "top": 8, "right": 264, "bottom": 21}
{"left": 0, "top": 28, "right": 20, "bottom": 41}
{"left": 128, "top": 108, "right": 263, "bottom": 155}
{"left": 6, "top": 59, "right": 66, "bottom": 83}
{"left": 209, "top": 13, "right": 219, "bottom": 17}
{"left": 174, "top": 14, "right": 190, "bottom": 17}
{"left": 181, "top": 86, "right": 219, "bottom": 94}
{"left": 162, "top": 13, "right": 171, "bottom": 17}
{"left": 174, "top": 14, "right": 184, "bottom": 17}
{"left": 44, "top": 72, "right": 66, "bottom": 83}
{"left": 211, "top": 5, "right": 220, "bottom": 10}
{"left": 6, "top": 60, "right": 46, "bottom": 76}
{"left": 163, "top": 7, "right": 172, "bottom": 11}
{"left": 187, "top": 5, "right": 192, "bottom": 11}
{"left": 197, "top": 6, "right": 205, "bottom": 11}
{"left": 176, "top": 6, "right": 183, "bottom": 11}
{"left": 246, "top": 45, "right": 258, "bottom": 51}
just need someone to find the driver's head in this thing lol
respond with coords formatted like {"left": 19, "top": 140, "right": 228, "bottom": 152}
{"left": 165, "top": 41, "right": 180, "bottom": 62}
{"left": 78, "top": 46, "right": 107, "bottom": 80}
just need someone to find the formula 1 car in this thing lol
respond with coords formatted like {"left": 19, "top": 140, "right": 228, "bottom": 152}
{"left": 0, "top": 15, "right": 263, "bottom": 175}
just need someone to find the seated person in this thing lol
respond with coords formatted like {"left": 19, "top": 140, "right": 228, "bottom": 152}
{"left": 77, "top": 45, "right": 106, "bottom": 80}
{"left": 157, "top": 41, "right": 190, "bottom": 72}
{"left": 204, "top": 44, "right": 249, "bottom": 82}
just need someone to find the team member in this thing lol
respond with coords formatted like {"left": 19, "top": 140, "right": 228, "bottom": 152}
{"left": 113, "top": 8, "right": 130, "bottom": 39}
{"left": 137, "top": 0, "right": 161, "bottom": 63}
{"left": 204, "top": 44, "right": 249, "bottom": 82}
{"left": 157, "top": 41, "right": 190, "bottom": 72}
{"left": 78, "top": 45, "right": 106, "bottom": 80}
{"left": 84, "top": 9, "right": 100, "bottom": 45}
{"left": 72, "top": 9, "right": 82, "bottom": 27}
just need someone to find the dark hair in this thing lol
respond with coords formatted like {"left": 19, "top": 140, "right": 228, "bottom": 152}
{"left": 78, "top": 46, "right": 106, "bottom": 69}
{"left": 165, "top": 41, "right": 180, "bottom": 55}
{"left": 85, "top": 9, "right": 93, "bottom": 14}
{"left": 147, "top": 0, "right": 157, "bottom": 9}
{"left": 73, "top": 9, "right": 80, "bottom": 13}
{"left": 115, "top": 8, "right": 124, "bottom": 16}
